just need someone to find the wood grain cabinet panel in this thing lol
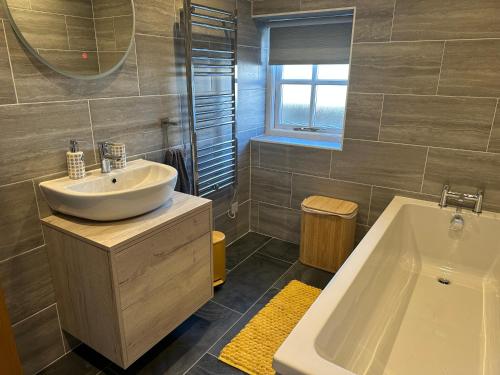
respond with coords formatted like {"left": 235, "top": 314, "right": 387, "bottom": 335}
{"left": 41, "top": 194, "right": 213, "bottom": 369}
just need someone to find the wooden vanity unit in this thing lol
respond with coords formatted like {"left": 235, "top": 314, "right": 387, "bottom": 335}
{"left": 41, "top": 192, "right": 213, "bottom": 369}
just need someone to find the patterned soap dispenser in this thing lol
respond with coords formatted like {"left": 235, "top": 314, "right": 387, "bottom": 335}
{"left": 66, "top": 140, "right": 86, "bottom": 179}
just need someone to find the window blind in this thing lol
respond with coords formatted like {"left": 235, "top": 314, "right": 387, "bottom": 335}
{"left": 269, "top": 18, "right": 353, "bottom": 66}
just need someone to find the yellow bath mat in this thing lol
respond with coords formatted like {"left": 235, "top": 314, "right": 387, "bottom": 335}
{"left": 219, "top": 280, "right": 321, "bottom": 375}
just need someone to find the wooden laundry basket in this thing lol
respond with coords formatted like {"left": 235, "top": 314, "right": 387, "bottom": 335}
{"left": 300, "top": 195, "right": 358, "bottom": 273}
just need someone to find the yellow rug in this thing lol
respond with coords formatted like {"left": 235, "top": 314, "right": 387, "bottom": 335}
{"left": 219, "top": 280, "right": 321, "bottom": 375}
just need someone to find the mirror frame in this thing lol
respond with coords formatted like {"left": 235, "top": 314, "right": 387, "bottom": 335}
{"left": 1, "top": 0, "right": 136, "bottom": 80}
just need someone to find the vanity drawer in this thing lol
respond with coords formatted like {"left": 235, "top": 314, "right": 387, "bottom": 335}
{"left": 119, "top": 233, "right": 212, "bottom": 363}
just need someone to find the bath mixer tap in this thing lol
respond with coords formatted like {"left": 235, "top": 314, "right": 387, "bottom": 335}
{"left": 97, "top": 142, "right": 122, "bottom": 173}
{"left": 439, "top": 185, "right": 483, "bottom": 214}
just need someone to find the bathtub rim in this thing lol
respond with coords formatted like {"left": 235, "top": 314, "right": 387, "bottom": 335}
{"left": 273, "top": 196, "right": 500, "bottom": 375}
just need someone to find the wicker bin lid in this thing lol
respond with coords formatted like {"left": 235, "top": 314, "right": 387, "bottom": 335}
{"left": 301, "top": 195, "right": 358, "bottom": 218}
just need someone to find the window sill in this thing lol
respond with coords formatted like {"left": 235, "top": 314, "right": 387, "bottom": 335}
{"left": 251, "top": 134, "right": 343, "bottom": 151}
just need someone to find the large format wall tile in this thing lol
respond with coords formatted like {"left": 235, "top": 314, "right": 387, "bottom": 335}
{"left": 237, "top": 88, "right": 265, "bottom": 132}
{"left": 368, "top": 187, "right": 438, "bottom": 225}
{"left": 252, "top": 0, "right": 300, "bottom": 15}
{"left": 134, "top": 0, "right": 176, "bottom": 37}
{"left": 380, "top": 95, "right": 496, "bottom": 150}
{"left": 135, "top": 34, "right": 182, "bottom": 96}
{"left": 422, "top": 148, "right": 500, "bottom": 210}
{"left": 438, "top": 40, "right": 500, "bottom": 98}
{"left": 392, "top": 0, "right": 500, "bottom": 41}
{"left": 331, "top": 139, "right": 428, "bottom": 191}
{"left": 0, "top": 22, "right": 17, "bottom": 105}
{"left": 251, "top": 167, "right": 291, "bottom": 207}
{"left": 90, "top": 95, "right": 180, "bottom": 156}
{"left": 259, "top": 142, "right": 332, "bottom": 177}
{"left": 350, "top": 41, "right": 443, "bottom": 94}
{"left": 256, "top": 203, "right": 300, "bottom": 243}
{"left": 13, "top": 305, "right": 65, "bottom": 375}
{"left": 290, "top": 174, "right": 371, "bottom": 225}
{"left": 488, "top": 104, "right": 500, "bottom": 153}
{"left": 344, "top": 93, "right": 383, "bottom": 140}
{"left": 0, "top": 101, "right": 95, "bottom": 185}
{"left": 5, "top": 25, "right": 139, "bottom": 102}
{"left": 0, "top": 246, "right": 55, "bottom": 324}
{"left": 215, "top": 200, "right": 250, "bottom": 244}
{"left": 66, "top": 16, "right": 97, "bottom": 51}
{"left": 30, "top": 0, "right": 93, "bottom": 18}
{"left": 237, "top": 0, "right": 263, "bottom": 48}
{"left": 0, "top": 182, "right": 43, "bottom": 262}
{"left": 301, "top": 0, "right": 395, "bottom": 43}
{"left": 237, "top": 46, "right": 266, "bottom": 90}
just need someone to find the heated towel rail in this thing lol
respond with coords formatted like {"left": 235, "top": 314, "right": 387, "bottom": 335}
{"left": 183, "top": 1, "right": 238, "bottom": 197}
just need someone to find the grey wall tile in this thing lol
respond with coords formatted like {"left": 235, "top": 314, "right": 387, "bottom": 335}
{"left": 238, "top": 167, "right": 250, "bottom": 202}
{"left": 252, "top": 0, "right": 300, "bottom": 15}
{"left": 37, "top": 50, "right": 100, "bottom": 76}
{"left": 30, "top": 0, "right": 93, "bottom": 18}
{"left": 290, "top": 174, "right": 371, "bottom": 225}
{"left": 237, "top": 128, "right": 259, "bottom": 169}
{"left": 113, "top": 15, "right": 134, "bottom": 50}
{"left": 250, "top": 139, "right": 260, "bottom": 167}
{"left": 301, "top": 0, "right": 395, "bottom": 43}
{"left": 487, "top": 103, "right": 500, "bottom": 153}
{"left": 237, "top": 46, "right": 266, "bottom": 90}
{"left": 215, "top": 200, "right": 250, "bottom": 244}
{"left": 331, "top": 139, "right": 428, "bottom": 190}
{"left": 392, "top": 0, "right": 500, "bottom": 41}
{"left": 438, "top": 39, "right": 500, "bottom": 98}
{"left": 0, "top": 246, "right": 55, "bottom": 324}
{"left": 259, "top": 142, "right": 332, "bottom": 177}
{"left": 251, "top": 167, "right": 291, "bottom": 207}
{"left": 66, "top": 16, "right": 97, "bottom": 51}
{"left": 237, "top": 88, "right": 265, "bottom": 132}
{"left": 237, "top": 0, "right": 263, "bottom": 47}
{"left": 136, "top": 34, "right": 182, "bottom": 96}
{"left": 250, "top": 200, "right": 258, "bottom": 231}
{"left": 344, "top": 93, "right": 383, "bottom": 140}
{"left": 0, "top": 22, "right": 17, "bottom": 105}
{"left": 0, "top": 101, "right": 95, "bottom": 185}
{"left": 368, "top": 187, "right": 439, "bottom": 225}
{"left": 33, "top": 171, "right": 68, "bottom": 219}
{"left": 256, "top": 203, "right": 300, "bottom": 243}
{"left": 134, "top": 0, "right": 175, "bottom": 38}
{"left": 5, "top": 25, "right": 139, "bottom": 102}
{"left": 13, "top": 305, "right": 65, "bottom": 375}
{"left": 9, "top": 8, "right": 69, "bottom": 50}
{"left": 380, "top": 95, "right": 496, "bottom": 150}
{"left": 0, "top": 181, "right": 44, "bottom": 262}
{"left": 90, "top": 95, "right": 180, "bottom": 156}
{"left": 355, "top": 224, "right": 370, "bottom": 245}
{"left": 350, "top": 41, "right": 443, "bottom": 94}
{"left": 95, "top": 18, "right": 116, "bottom": 51}
{"left": 422, "top": 148, "right": 500, "bottom": 210}
{"left": 92, "top": 0, "right": 133, "bottom": 18}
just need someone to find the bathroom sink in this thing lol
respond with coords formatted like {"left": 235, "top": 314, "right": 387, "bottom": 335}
{"left": 40, "top": 159, "right": 178, "bottom": 221}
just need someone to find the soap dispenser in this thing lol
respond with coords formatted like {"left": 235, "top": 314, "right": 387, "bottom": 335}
{"left": 67, "top": 140, "right": 86, "bottom": 179}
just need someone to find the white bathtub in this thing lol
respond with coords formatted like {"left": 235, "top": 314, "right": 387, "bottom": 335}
{"left": 274, "top": 196, "right": 500, "bottom": 375}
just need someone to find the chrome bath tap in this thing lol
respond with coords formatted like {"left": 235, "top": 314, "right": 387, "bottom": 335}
{"left": 439, "top": 185, "right": 484, "bottom": 214}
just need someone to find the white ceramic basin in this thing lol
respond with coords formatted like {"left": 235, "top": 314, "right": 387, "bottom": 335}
{"left": 40, "top": 159, "right": 178, "bottom": 221}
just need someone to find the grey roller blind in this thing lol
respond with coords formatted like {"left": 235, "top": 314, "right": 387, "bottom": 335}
{"left": 269, "top": 19, "right": 353, "bottom": 65}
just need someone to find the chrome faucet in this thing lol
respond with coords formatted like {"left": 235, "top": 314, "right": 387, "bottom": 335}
{"left": 97, "top": 142, "right": 122, "bottom": 173}
{"left": 439, "top": 185, "right": 484, "bottom": 214}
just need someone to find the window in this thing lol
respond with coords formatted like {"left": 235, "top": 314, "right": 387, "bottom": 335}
{"left": 273, "top": 64, "right": 349, "bottom": 135}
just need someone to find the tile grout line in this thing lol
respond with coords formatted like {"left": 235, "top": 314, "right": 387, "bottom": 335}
{"left": 133, "top": 35, "right": 141, "bottom": 96}
{"left": 366, "top": 185, "right": 374, "bottom": 226}
{"left": 2, "top": 19, "right": 19, "bottom": 104}
{"left": 209, "top": 299, "right": 243, "bottom": 317}
{"left": 0, "top": 244, "right": 46, "bottom": 265}
{"left": 31, "top": 179, "right": 47, "bottom": 245}
{"left": 183, "top": 260, "right": 297, "bottom": 375}
{"left": 419, "top": 147, "right": 430, "bottom": 193}
{"left": 87, "top": 100, "right": 99, "bottom": 164}
{"left": 353, "top": 37, "right": 500, "bottom": 45}
{"left": 348, "top": 91, "right": 500, "bottom": 101}
{"left": 55, "top": 304, "right": 67, "bottom": 353}
{"left": 389, "top": 0, "right": 397, "bottom": 42}
{"left": 11, "top": 302, "right": 57, "bottom": 328}
{"left": 486, "top": 98, "right": 499, "bottom": 152}
{"left": 435, "top": 41, "right": 447, "bottom": 95}
{"left": 227, "top": 237, "right": 273, "bottom": 273}
{"left": 377, "top": 94, "right": 385, "bottom": 141}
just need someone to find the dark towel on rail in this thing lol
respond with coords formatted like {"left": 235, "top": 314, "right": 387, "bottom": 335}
{"left": 164, "top": 148, "right": 192, "bottom": 195}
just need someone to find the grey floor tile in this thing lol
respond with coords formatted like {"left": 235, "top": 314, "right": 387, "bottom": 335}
{"left": 209, "top": 289, "right": 280, "bottom": 357}
{"left": 186, "top": 354, "right": 244, "bottom": 375}
{"left": 257, "top": 239, "right": 299, "bottom": 264}
{"left": 274, "top": 262, "right": 334, "bottom": 290}
{"left": 39, "top": 345, "right": 110, "bottom": 375}
{"left": 213, "top": 253, "right": 291, "bottom": 313}
{"left": 102, "top": 301, "right": 241, "bottom": 375}
{"left": 226, "top": 232, "right": 271, "bottom": 270}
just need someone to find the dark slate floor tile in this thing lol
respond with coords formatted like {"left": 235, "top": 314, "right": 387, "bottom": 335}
{"left": 38, "top": 345, "right": 109, "bottom": 375}
{"left": 226, "top": 232, "right": 271, "bottom": 270}
{"left": 213, "top": 253, "right": 291, "bottom": 313}
{"left": 257, "top": 239, "right": 299, "bottom": 264}
{"left": 209, "top": 288, "right": 279, "bottom": 357}
{"left": 273, "top": 262, "right": 334, "bottom": 290}
{"left": 186, "top": 354, "right": 244, "bottom": 375}
{"left": 102, "top": 301, "right": 241, "bottom": 375}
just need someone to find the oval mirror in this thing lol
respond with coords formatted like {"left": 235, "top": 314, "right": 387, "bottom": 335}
{"left": 3, "top": 0, "right": 134, "bottom": 79}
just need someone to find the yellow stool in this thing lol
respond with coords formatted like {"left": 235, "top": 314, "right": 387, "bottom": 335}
{"left": 212, "top": 231, "right": 226, "bottom": 287}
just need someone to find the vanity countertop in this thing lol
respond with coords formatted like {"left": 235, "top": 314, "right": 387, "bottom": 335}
{"left": 41, "top": 191, "right": 211, "bottom": 252}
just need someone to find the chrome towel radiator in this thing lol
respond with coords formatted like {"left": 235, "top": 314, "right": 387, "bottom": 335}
{"left": 183, "top": 1, "right": 238, "bottom": 197}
